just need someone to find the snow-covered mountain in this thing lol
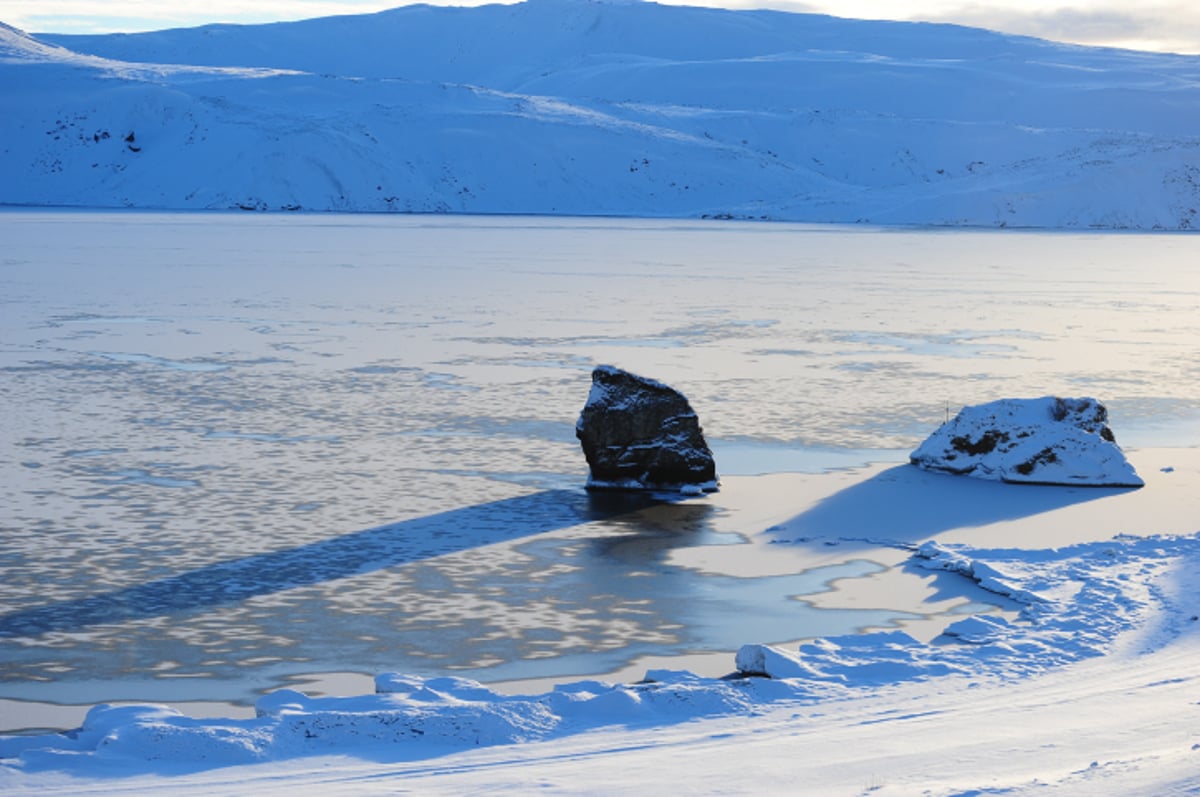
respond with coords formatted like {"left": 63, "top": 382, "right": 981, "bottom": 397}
{"left": 3, "top": 0, "right": 1200, "bottom": 227}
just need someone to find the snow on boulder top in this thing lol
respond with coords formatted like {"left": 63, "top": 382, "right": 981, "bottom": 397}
{"left": 909, "top": 397, "right": 1143, "bottom": 487}
{"left": 576, "top": 365, "right": 718, "bottom": 493}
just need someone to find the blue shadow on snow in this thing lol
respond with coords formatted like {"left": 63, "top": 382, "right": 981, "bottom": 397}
{"left": 766, "top": 463, "right": 1137, "bottom": 544}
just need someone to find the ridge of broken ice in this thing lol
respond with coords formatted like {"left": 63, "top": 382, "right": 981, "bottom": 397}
{"left": 3, "top": 532, "right": 1193, "bottom": 774}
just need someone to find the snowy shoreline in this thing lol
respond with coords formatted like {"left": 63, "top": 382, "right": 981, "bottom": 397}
{"left": 6, "top": 204, "right": 1200, "bottom": 235}
{"left": 3, "top": 446, "right": 1198, "bottom": 795}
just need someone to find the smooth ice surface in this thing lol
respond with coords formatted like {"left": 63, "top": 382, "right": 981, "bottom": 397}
{"left": 2, "top": 211, "right": 1200, "bottom": 736}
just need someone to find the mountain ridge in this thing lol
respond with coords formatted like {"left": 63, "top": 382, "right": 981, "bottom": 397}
{"left": 3, "top": 1, "right": 1199, "bottom": 228}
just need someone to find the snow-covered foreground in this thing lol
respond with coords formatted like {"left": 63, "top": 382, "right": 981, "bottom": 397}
{"left": 3, "top": 0, "right": 1200, "bottom": 227}
{"left": 3, "top": 448, "right": 1199, "bottom": 795}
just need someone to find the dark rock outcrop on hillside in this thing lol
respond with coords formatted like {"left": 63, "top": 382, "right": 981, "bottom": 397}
{"left": 576, "top": 365, "right": 718, "bottom": 493}
{"left": 909, "top": 396, "right": 1143, "bottom": 487}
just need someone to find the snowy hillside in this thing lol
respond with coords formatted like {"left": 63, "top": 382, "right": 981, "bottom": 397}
{"left": 3, "top": 0, "right": 1200, "bottom": 227}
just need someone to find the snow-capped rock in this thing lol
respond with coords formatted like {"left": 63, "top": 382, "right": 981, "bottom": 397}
{"left": 576, "top": 365, "right": 717, "bottom": 493}
{"left": 909, "top": 397, "right": 1143, "bottom": 487}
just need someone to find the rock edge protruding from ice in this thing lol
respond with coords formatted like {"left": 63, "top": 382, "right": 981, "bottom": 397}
{"left": 576, "top": 365, "right": 718, "bottom": 493}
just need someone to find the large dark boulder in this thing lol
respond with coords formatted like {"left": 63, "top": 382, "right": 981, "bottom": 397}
{"left": 909, "top": 396, "right": 1143, "bottom": 487}
{"left": 575, "top": 365, "right": 718, "bottom": 493}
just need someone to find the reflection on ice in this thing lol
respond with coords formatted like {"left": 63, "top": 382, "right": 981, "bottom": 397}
{"left": 203, "top": 430, "right": 340, "bottom": 444}
{"left": 103, "top": 469, "right": 201, "bottom": 489}
{"left": 0, "top": 489, "right": 662, "bottom": 638}
{"left": 93, "top": 352, "right": 230, "bottom": 372}
{"left": 830, "top": 330, "right": 1032, "bottom": 358}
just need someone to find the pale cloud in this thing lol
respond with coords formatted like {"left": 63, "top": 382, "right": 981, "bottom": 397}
{"left": 906, "top": 2, "right": 1200, "bottom": 54}
{"left": 676, "top": 0, "right": 1200, "bottom": 53}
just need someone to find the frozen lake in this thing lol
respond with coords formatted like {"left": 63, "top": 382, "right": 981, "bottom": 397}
{"left": 2, "top": 210, "right": 1198, "bottom": 731}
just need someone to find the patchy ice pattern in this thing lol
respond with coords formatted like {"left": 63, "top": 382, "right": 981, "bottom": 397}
{"left": 3, "top": 532, "right": 1193, "bottom": 775}
{"left": 909, "top": 397, "right": 1144, "bottom": 486}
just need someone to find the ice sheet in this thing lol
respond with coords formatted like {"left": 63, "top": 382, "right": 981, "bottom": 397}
{"left": 1, "top": 211, "right": 1198, "bottom": 730}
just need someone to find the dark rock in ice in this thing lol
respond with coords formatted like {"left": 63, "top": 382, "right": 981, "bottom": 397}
{"left": 909, "top": 397, "right": 1143, "bottom": 487}
{"left": 575, "top": 365, "right": 718, "bottom": 493}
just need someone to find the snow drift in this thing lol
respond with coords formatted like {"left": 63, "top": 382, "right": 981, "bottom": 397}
{"left": 3, "top": 1, "right": 1200, "bottom": 227}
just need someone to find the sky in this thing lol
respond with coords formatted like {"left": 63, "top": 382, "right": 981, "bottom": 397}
{"left": 2, "top": 0, "right": 1199, "bottom": 54}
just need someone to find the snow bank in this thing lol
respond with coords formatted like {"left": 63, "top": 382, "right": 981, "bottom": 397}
{"left": 4, "top": 532, "right": 1194, "bottom": 776}
{"left": 738, "top": 533, "right": 1185, "bottom": 684}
